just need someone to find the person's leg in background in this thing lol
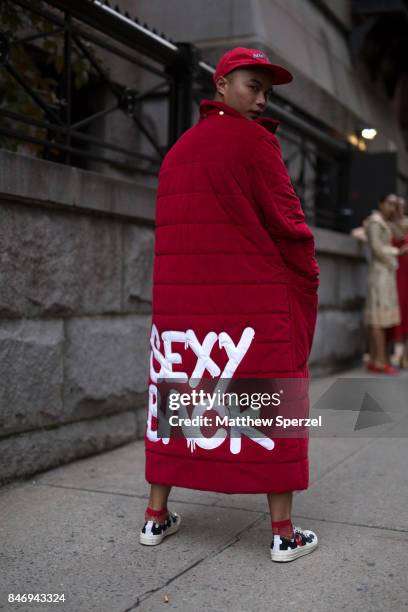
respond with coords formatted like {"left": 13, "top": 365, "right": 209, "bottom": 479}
{"left": 368, "top": 326, "right": 398, "bottom": 374}
{"left": 402, "top": 335, "right": 408, "bottom": 368}
{"left": 368, "top": 325, "right": 388, "bottom": 366}
{"left": 391, "top": 339, "right": 404, "bottom": 367}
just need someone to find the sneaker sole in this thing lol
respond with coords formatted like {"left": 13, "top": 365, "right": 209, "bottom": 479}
{"left": 270, "top": 538, "right": 318, "bottom": 562}
{"left": 139, "top": 516, "right": 181, "bottom": 546}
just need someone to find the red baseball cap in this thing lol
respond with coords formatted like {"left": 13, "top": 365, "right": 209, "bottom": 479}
{"left": 213, "top": 47, "right": 293, "bottom": 85}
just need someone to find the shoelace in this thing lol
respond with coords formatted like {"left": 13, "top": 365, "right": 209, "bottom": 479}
{"left": 294, "top": 527, "right": 314, "bottom": 543}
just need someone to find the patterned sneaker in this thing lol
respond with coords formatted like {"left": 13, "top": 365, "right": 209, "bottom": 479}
{"left": 270, "top": 526, "right": 318, "bottom": 562}
{"left": 139, "top": 511, "right": 181, "bottom": 546}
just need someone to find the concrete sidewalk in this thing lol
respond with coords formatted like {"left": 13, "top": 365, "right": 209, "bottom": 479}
{"left": 1, "top": 368, "right": 408, "bottom": 612}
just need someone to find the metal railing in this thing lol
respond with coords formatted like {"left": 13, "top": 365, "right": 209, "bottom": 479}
{"left": 0, "top": 0, "right": 353, "bottom": 230}
{"left": 0, "top": 0, "right": 205, "bottom": 175}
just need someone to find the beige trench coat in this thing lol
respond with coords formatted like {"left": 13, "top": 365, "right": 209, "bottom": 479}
{"left": 363, "top": 211, "right": 400, "bottom": 328}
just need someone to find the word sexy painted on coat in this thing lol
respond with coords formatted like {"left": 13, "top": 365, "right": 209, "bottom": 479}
{"left": 146, "top": 324, "right": 275, "bottom": 454}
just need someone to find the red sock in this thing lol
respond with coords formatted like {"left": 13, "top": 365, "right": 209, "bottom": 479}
{"left": 272, "top": 518, "right": 294, "bottom": 539}
{"left": 145, "top": 505, "right": 168, "bottom": 523}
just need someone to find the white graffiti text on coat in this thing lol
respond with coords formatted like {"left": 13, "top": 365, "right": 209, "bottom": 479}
{"left": 146, "top": 325, "right": 275, "bottom": 454}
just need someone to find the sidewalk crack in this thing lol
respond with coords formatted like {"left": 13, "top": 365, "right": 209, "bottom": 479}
{"left": 122, "top": 513, "right": 266, "bottom": 610}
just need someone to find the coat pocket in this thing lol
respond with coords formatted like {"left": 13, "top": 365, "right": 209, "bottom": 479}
{"left": 288, "top": 285, "right": 318, "bottom": 372}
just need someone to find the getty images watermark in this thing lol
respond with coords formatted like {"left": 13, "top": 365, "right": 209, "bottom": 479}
{"left": 166, "top": 387, "right": 321, "bottom": 431}
{"left": 151, "top": 378, "right": 320, "bottom": 443}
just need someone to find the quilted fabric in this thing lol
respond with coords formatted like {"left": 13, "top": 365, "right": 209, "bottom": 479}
{"left": 144, "top": 99, "right": 320, "bottom": 493}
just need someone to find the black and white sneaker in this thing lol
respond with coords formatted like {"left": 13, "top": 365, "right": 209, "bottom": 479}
{"left": 139, "top": 511, "right": 181, "bottom": 546}
{"left": 270, "top": 526, "right": 318, "bottom": 562}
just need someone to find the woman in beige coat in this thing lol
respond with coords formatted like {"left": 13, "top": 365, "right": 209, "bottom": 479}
{"left": 364, "top": 195, "right": 408, "bottom": 374}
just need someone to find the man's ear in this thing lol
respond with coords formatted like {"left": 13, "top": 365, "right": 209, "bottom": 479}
{"left": 215, "top": 75, "right": 228, "bottom": 97}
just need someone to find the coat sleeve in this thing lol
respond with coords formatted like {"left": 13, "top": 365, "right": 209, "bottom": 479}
{"left": 365, "top": 220, "right": 399, "bottom": 270}
{"left": 248, "top": 134, "right": 320, "bottom": 288}
{"left": 351, "top": 226, "right": 367, "bottom": 242}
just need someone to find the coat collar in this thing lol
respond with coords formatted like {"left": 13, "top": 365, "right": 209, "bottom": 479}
{"left": 365, "top": 210, "right": 392, "bottom": 232}
{"left": 199, "top": 99, "right": 280, "bottom": 134}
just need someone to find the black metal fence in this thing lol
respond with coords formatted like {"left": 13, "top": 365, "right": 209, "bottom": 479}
{"left": 0, "top": 0, "right": 371, "bottom": 231}
{"left": 0, "top": 0, "right": 207, "bottom": 175}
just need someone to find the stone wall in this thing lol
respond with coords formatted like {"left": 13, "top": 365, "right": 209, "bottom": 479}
{"left": 0, "top": 150, "right": 367, "bottom": 485}
{"left": 0, "top": 150, "right": 155, "bottom": 484}
{"left": 310, "top": 228, "right": 367, "bottom": 374}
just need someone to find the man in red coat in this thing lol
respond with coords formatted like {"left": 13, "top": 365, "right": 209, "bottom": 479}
{"left": 140, "top": 48, "right": 320, "bottom": 562}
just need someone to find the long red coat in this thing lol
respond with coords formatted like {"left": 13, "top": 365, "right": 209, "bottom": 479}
{"left": 144, "top": 99, "right": 320, "bottom": 494}
{"left": 393, "top": 235, "right": 408, "bottom": 340}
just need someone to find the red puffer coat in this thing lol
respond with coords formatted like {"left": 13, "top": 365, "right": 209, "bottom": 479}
{"left": 144, "top": 98, "right": 320, "bottom": 494}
